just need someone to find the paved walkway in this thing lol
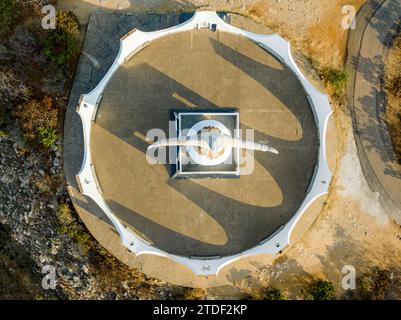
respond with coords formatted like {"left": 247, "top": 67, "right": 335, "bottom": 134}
{"left": 346, "top": 0, "right": 401, "bottom": 224}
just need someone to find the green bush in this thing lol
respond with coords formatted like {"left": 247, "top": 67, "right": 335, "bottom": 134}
{"left": 56, "top": 11, "right": 80, "bottom": 36}
{"left": 0, "top": 0, "right": 17, "bottom": 37}
{"left": 306, "top": 279, "right": 336, "bottom": 300}
{"left": 43, "top": 31, "right": 78, "bottom": 65}
{"left": 37, "top": 126, "right": 57, "bottom": 148}
{"left": 57, "top": 203, "right": 75, "bottom": 225}
{"left": 57, "top": 203, "right": 92, "bottom": 254}
{"left": 321, "top": 68, "right": 349, "bottom": 96}
{"left": 262, "top": 287, "right": 286, "bottom": 300}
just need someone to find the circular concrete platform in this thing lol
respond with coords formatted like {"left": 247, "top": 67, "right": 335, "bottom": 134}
{"left": 91, "top": 29, "right": 319, "bottom": 257}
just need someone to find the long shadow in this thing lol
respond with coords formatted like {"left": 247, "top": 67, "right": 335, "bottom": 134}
{"left": 93, "top": 38, "right": 318, "bottom": 256}
{"left": 66, "top": 12, "right": 186, "bottom": 112}
{"left": 0, "top": 223, "right": 64, "bottom": 299}
{"left": 356, "top": 86, "right": 401, "bottom": 180}
{"left": 316, "top": 224, "right": 401, "bottom": 299}
{"left": 208, "top": 37, "right": 315, "bottom": 130}
{"left": 208, "top": 37, "right": 318, "bottom": 181}
{"left": 368, "top": 0, "right": 401, "bottom": 48}
{"left": 348, "top": 0, "right": 401, "bottom": 180}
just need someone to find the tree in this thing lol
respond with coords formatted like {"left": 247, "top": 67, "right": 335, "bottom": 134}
{"left": 306, "top": 279, "right": 336, "bottom": 300}
{"left": 0, "top": 0, "right": 17, "bottom": 37}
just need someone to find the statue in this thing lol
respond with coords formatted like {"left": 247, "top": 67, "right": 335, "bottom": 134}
{"left": 148, "top": 126, "right": 279, "bottom": 161}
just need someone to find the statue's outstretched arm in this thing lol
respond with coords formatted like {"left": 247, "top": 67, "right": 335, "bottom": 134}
{"left": 229, "top": 136, "right": 279, "bottom": 154}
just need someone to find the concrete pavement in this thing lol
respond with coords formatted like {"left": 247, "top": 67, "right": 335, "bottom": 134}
{"left": 346, "top": 0, "right": 401, "bottom": 224}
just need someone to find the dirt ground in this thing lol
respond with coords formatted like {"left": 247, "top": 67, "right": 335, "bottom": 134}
{"left": 58, "top": 0, "right": 401, "bottom": 298}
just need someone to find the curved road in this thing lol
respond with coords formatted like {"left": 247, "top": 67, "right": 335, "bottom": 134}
{"left": 347, "top": 0, "right": 401, "bottom": 224}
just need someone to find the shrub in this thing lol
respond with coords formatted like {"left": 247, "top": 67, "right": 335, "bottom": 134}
{"left": 56, "top": 11, "right": 80, "bottom": 36}
{"left": 8, "top": 27, "right": 42, "bottom": 63}
{"left": 42, "top": 31, "right": 78, "bottom": 65}
{"left": 321, "top": 67, "right": 349, "bottom": 97}
{"left": 57, "top": 203, "right": 92, "bottom": 254}
{"left": 359, "top": 268, "right": 393, "bottom": 300}
{"left": 0, "top": 105, "right": 5, "bottom": 127}
{"left": 262, "top": 287, "right": 286, "bottom": 300}
{"left": 37, "top": 126, "right": 57, "bottom": 148}
{"left": 0, "top": 0, "right": 17, "bottom": 37}
{"left": 306, "top": 279, "right": 336, "bottom": 300}
{"left": 0, "top": 69, "right": 30, "bottom": 104}
{"left": 57, "top": 203, "right": 75, "bottom": 226}
{"left": 15, "top": 96, "right": 58, "bottom": 146}
{"left": 169, "top": 287, "right": 205, "bottom": 300}
{"left": 20, "top": 0, "right": 57, "bottom": 13}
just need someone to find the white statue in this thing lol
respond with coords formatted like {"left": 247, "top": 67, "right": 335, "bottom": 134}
{"left": 148, "top": 127, "right": 279, "bottom": 158}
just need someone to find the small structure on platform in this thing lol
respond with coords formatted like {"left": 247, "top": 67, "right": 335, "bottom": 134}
{"left": 147, "top": 109, "right": 278, "bottom": 178}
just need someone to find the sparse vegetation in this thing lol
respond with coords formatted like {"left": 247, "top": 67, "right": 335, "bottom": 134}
{"left": 168, "top": 287, "right": 205, "bottom": 300}
{"left": 37, "top": 126, "right": 57, "bottom": 148}
{"left": 247, "top": 2, "right": 267, "bottom": 19}
{"left": 0, "top": 223, "right": 47, "bottom": 299}
{"left": 42, "top": 31, "right": 79, "bottom": 65}
{"left": 15, "top": 96, "right": 58, "bottom": 148}
{"left": 359, "top": 267, "right": 394, "bottom": 300}
{"left": 0, "top": 69, "right": 31, "bottom": 105}
{"left": 242, "top": 286, "right": 286, "bottom": 300}
{"left": 0, "top": 0, "right": 17, "bottom": 37}
{"left": 57, "top": 203, "right": 91, "bottom": 254}
{"left": 305, "top": 279, "right": 336, "bottom": 300}
{"left": 388, "top": 75, "right": 401, "bottom": 99}
{"left": 0, "top": 106, "right": 6, "bottom": 128}
{"left": 20, "top": 0, "right": 56, "bottom": 11}
{"left": 320, "top": 67, "right": 349, "bottom": 98}
{"left": 262, "top": 287, "right": 286, "bottom": 300}
{"left": 56, "top": 11, "right": 80, "bottom": 36}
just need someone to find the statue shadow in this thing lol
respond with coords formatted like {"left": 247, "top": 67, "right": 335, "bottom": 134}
{"left": 92, "top": 45, "right": 318, "bottom": 256}
{"left": 67, "top": 22, "right": 319, "bottom": 256}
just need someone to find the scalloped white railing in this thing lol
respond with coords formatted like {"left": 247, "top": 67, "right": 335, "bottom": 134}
{"left": 75, "top": 11, "right": 333, "bottom": 276}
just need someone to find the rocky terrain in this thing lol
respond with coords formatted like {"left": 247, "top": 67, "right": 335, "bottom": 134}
{"left": 0, "top": 2, "right": 206, "bottom": 299}
{"left": 0, "top": 132, "right": 207, "bottom": 299}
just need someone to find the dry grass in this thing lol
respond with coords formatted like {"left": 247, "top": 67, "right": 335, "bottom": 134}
{"left": 0, "top": 69, "right": 30, "bottom": 105}
{"left": 385, "top": 34, "right": 401, "bottom": 163}
{"left": 247, "top": 1, "right": 268, "bottom": 19}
